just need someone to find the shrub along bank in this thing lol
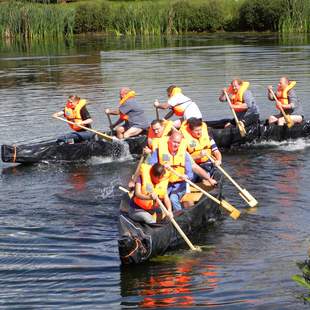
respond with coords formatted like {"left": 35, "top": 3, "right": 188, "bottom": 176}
{"left": 1, "top": 0, "right": 310, "bottom": 40}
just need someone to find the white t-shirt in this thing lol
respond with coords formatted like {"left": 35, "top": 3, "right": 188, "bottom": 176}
{"left": 168, "top": 93, "right": 202, "bottom": 120}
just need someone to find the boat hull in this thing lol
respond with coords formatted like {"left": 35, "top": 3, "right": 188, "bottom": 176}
{"left": 118, "top": 193, "right": 222, "bottom": 265}
{"left": 2, "top": 120, "right": 310, "bottom": 164}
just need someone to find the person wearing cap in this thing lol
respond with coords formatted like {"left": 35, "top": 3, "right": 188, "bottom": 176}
{"left": 53, "top": 95, "right": 94, "bottom": 144}
{"left": 105, "top": 87, "right": 148, "bottom": 139}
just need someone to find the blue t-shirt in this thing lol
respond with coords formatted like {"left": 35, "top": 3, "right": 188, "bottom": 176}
{"left": 147, "top": 150, "right": 194, "bottom": 180}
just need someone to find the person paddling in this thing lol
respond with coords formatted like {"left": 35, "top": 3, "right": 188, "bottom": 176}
{"left": 219, "top": 79, "right": 259, "bottom": 128}
{"left": 180, "top": 117, "right": 222, "bottom": 183}
{"left": 105, "top": 87, "right": 148, "bottom": 139}
{"left": 129, "top": 163, "right": 173, "bottom": 224}
{"left": 154, "top": 85, "right": 202, "bottom": 129}
{"left": 53, "top": 95, "right": 94, "bottom": 144}
{"left": 147, "top": 131, "right": 216, "bottom": 212}
{"left": 144, "top": 119, "right": 175, "bottom": 154}
{"left": 267, "top": 77, "right": 303, "bottom": 126}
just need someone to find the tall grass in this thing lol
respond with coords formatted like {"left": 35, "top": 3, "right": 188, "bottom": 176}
{"left": 279, "top": 0, "right": 310, "bottom": 33}
{"left": 1, "top": 0, "right": 310, "bottom": 41}
{"left": 0, "top": 2, "right": 74, "bottom": 39}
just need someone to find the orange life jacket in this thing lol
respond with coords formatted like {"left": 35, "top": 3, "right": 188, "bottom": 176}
{"left": 227, "top": 81, "right": 250, "bottom": 112}
{"left": 147, "top": 120, "right": 174, "bottom": 150}
{"left": 276, "top": 81, "right": 296, "bottom": 110}
{"left": 133, "top": 163, "right": 169, "bottom": 211}
{"left": 64, "top": 99, "right": 87, "bottom": 131}
{"left": 119, "top": 90, "right": 136, "bottom": 121}
{"left": 157, "top": 136, "right": 188, "bottom": 183}
{"left": 170, "top": 87, "right": 192, "bottom": 117}
{"left": 180, "top": 121, "right": 212, "bottom": 164}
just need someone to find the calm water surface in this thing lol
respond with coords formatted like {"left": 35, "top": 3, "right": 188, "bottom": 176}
{"left": 0, "top": 33, "right": 310, "bottom": 308}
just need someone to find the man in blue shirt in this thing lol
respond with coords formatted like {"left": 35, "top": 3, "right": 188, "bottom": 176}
{"left": 147, "top": 131, "right": 216, "bottom": 211}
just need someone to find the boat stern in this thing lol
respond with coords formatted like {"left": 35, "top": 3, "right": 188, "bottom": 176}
{"left": 118, "top": 214, "right": 152, "bottom": 264}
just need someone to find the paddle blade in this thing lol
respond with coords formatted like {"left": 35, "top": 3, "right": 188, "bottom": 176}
{"left": 238, "top": 121, "right": 247, "bottom": 137}
{"left": 230, "top": 209, "right": 241, "bottom": 220}
{"left": 287, "top": 119, "right": 294, "bottom": 128}
{"left": 220, "top": 199, "right": 240, "bottom": 220}
{"left": 239, "top": 189, "right": 258, "bottom": 208}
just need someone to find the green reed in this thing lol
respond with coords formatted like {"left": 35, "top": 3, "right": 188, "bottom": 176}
{"left": 279, "top": 0, "right": 310, "bottom": 33}
{"left": 1, "top": 0, "right": 310, "bottom": 41}
{"left": 0, "top": 1, "right": 74, "bottom": 39}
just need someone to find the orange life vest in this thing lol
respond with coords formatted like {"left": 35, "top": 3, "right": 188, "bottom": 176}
{"left": 157, "top": 136, "right": 188, "bottom": 183}
{"left": 119, "top": 90, "right": 136, "bottom": 121}
{"left": 170, "top": 87, "right": 192, "bottom": 117}
{"left": 227, "top": 81, "right": 250, "bottom": 112}
{"left": 276, "top": 81, "right": 296, "bottom": 110}
{"left": 64, "top": 99, "right": 87, "bottom": 131}
{"left": 147, "top": 120, "right": 174, "bottom": 150}
{"left": 133, "top": 163, "right": 169, "bottom": 211}
{"left": 180, "top": 121, "right": 212, "bottom": 164}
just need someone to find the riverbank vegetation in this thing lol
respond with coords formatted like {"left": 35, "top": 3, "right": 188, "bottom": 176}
{"left": 1, "top": 0, "right": 310, "bottom": 40}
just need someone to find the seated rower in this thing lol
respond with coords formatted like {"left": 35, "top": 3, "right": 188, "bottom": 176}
{"left": 180, "top": 117, "right": 222, "bottom": 183}
{"left": 219, "top": 79, "right": 259, "bottom": 128}
{"left": 144, "top": 119, "right": 175, "bottom": 154}
{"left": 53, "top": 95, "right": 94, "bottom": 144}
{"left": 267, "top": 77, "right": 303, "bottom": 126}
{"left": 129, "top": 163, "right": 173, "bottom": 224}
{"left": 105, "top": 87, "right": 148, "bottom": 139}
{"left": 147, "top": 131, "right": 216, "bottom": 212}
{"left": 154, "top": 85, "right": 202, "bottom": 129}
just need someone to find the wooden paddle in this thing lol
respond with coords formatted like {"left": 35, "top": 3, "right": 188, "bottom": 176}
{"left": 128, "top": 154, "right": 147, "bottom": 189}
{"left": 167, "top": 166, "right": 240, "bottom": 220}
{"left": 269, "top": 88, "right": 294, "bottom": 128}
{"left": 204, "top": 153, "right": 258, "bottom": 208}
{"left": 224, "top": 90, "right": 247, "bottom": 137}
{"left": 106, "top": 111, "right": 114, "bottom": 130}
{"left": 155, "top": 197, "right": 201, "bottom": 251}
{"left": 119, "top": 186, "right": 201, "bottom": 251}
{"left": 154, "top": 100, "right": 160, "bottom": 120}
{"left": 53, "top": 115, "right": 116, "bottom": 142}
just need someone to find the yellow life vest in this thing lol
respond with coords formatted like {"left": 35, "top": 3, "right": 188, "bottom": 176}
{"left": 119, "top": 90, "right": 136, "bottom": 121}
{"left": 147, "top": 120, "right": 174, "bottom": 150}
{"left": 157, "top": 136, "right": 188, "bottom": 183}
{"left": 276, "top": 81, "right": 296, "bottom": 110}
{"left": 180, "top": 121, "right": 212, "bottom": 164}
{"left": 64, "top": 99, "right": 87, "bottom": 131}
{"left": 133, "top": 163, "right": 169, "bottom": 211}
{"left": 229, "top": 81, "right": 250, "bottom": 112}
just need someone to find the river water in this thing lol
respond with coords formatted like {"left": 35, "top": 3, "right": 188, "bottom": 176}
{"left": 0, "top": 33, "right": 310, "bottom": 308}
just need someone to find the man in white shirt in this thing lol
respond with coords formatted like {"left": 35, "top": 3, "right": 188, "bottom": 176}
{"left": 154, "top": 85, "right": 202, "bottom": 128}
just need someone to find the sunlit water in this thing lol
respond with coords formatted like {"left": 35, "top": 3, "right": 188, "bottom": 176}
{"left": 0, "top": 33, "right": 310, "bottom": 308}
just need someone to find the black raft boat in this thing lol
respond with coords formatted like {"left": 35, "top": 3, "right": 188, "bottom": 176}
{"left": 2, "top": 120, "right": 310, "bottom": 164}
{"left": 118, "top": 183, "right": 223, "bottom": 265}
{"left": 1, "top": 135, "right": 147, "bottom": 164}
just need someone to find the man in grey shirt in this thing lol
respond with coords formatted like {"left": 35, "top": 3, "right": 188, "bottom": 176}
{"left": 105, "top": 87, "right": 148, "bottom": 139}
{"left": 267, "top": 77, "right": 303, "bottom": 126}
{"left": 218, "top": 79, "right": 260, "bottom": 128}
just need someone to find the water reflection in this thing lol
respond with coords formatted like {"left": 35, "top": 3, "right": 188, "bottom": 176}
{"left": 121, "top": 257, "right": 224, "bottom": 308}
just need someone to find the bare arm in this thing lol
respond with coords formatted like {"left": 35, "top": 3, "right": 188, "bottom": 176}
{"left": 53, "top": 110, "right": 64, "bottom": 117}
{"left": 134, "top": 182, "right": 152, "bottom": 200}
{"left": 154, "top": 101, "right": 170, "bottom": 110}
{"left": 219, "top": 88, "right": 227, "bottom": 102}
{"left": 192, "top": 162, "right": 213, "bottom": 181}
{"left": 212, "top": 149, "right": 222, "bottom": 165}
{"left": 105, "top": 108, "right": 120, "bottom": 116}
{"left": 80, "top": 118, "right": 93, "bottom": 126}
